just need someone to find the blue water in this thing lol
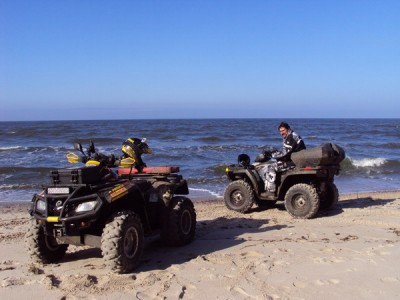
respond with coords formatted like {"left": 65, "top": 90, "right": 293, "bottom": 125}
{"left": 0, "top": 119, "right": 399, "bottom": 202}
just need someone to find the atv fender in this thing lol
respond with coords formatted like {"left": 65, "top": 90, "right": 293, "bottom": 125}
{"left": 103, "top": 180, "right": 150, "bottom": 203}
{"left": 226, "top": 166, "right": 264, "bottom": 195}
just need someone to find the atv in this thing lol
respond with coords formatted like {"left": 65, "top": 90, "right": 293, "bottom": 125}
{"left": 224, "top": 143, "right": 345, "bottom": 219}
{"left": 25, "top": 139, "right": 196, "bottom": 273}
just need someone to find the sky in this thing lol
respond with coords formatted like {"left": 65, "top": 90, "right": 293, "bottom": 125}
{"left": 1, "top": 0, "right": 400, "bottom": 121}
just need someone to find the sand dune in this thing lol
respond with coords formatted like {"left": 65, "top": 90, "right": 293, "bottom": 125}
{"left": 1, "top": 191, "right": 400, "bottom": 299}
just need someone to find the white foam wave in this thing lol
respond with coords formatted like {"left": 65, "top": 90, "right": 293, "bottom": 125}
{"left": 0, "top": 146, "right": 25, "bottom": 151}
{"left": 189, "top": 187, "right": 222, "bottom": 199}
{"left": 0, "top": 174, "right": 13, "bottom": 181}
{"left": 352, "top": 157, "right": 387, "bottom": 168}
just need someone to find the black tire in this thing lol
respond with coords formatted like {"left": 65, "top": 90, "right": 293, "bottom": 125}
{"left": 25, "top": 218, "right": 68, "bottom": 264}
{"left": 284, "top": 183, "right": 320, "bottom": 219}
{"left": 224, "top": 180, "right": 255, "bottom": 213}
{"left": 319, "top": 183, "right": 339, "bottom": 210}
{"left": 161, "top": 196, "right": 196, "bottom": 246}
{"left": 101, "top": 211, "right": 144, "bottom": 274}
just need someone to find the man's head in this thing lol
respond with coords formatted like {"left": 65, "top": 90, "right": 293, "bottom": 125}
{"left": 278, "top": 122, "right": 290, "bottom": 137}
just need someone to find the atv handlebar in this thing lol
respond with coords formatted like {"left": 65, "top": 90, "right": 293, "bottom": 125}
{"left": 68, "top": 141, "right": 117, "bottom": 167}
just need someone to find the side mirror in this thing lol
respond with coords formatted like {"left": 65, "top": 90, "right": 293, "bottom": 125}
{"left": 74, "top": 143, "right": 83, "bottom": 152}
{"left": 88, "top": 141, "right": 96, "bottom": 155}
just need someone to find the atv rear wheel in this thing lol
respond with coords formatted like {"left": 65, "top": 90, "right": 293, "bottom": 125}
{"left": 25, "top": 218, "right": 68, "bottom": 264}
{"left": 319, "top": 183, "right": 339, "bottom": 210}
{"left": 161, "top": 196, "right": 196, "bottom": 246}
{"left": 101, "top": 211, "right": 144, "bottom": 273}
{"left": 224, "top": 180, "right": 255, "bottom": 213}
{"left": 284, "top": 183, "right": 320, "bottom": 219}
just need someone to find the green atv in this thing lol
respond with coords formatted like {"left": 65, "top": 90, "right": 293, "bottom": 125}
{"left": 224, "top": 143, "right": 345, "bottom": 219}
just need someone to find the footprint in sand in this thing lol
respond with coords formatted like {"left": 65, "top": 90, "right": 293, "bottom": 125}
{"left": 270, "top": 259, "right": 288, "bottom": 266}
{"left": 136, "top": 291, "right": 158, "bottom": 300}
{"left": 0, "top": 263, "right": 16, "bottom": 271}
{"left": 315, "top": 279, "right": 340, "bottom": 286}
{"left": 232, "top": 286, "right": 255, "bottom": 298}
{"left": 292, "top": 280, "right": 308, "bottom": 288}
{"left": 240, "top": 251, "right": 264, "bottom": 258}
{"left": 313, "top": 256, "right": 345, "bottom": 264}
{"left": 381, "top": 277, "right": 399, "bottom": 283}
{"left": 1, "top": 277, "right": 28, "bottom": 287}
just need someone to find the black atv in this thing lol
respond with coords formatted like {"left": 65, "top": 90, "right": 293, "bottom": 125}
{"left": 25, "top": 140, "right": 196, "bottom": 273}
{"left": 224, "top": 143, "right": 345, "bottom": 219}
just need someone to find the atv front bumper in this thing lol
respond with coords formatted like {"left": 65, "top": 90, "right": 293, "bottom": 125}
{"left": 30, "top": 187, "right": 104, "bottom": 237}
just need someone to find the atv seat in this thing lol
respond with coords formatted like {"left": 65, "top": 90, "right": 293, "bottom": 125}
{"left": 117, "top": 166, "right": 180, "bottom": 175}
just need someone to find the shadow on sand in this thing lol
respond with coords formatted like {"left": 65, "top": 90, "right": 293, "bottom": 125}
{"left": 57, "top": 216, "right": 287, "bottom": 273}
{"left": 243, "top": 195, "right": 397, "bottom": 219}
{"left": 138, "top": 216, "right": 287, "bottom": 272}
{"left": 320, "top": 196, "right": 397, "bottom": 217}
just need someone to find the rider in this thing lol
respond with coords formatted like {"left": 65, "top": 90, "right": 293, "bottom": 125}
{"left": 262, "top": 122, "right": 306, "bottom": 192}
{"left": 120, "top": 137, "right": 153, "bottom": 172}
{"left": 273, "top": 122, "right": 306, "bottom": 161}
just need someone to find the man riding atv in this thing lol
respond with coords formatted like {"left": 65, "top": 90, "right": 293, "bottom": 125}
{"left": 224, "top": 124, "right": 345, "bottom": 219}
{"left": 258, "top": 122, "right": 306, "bottom": 193}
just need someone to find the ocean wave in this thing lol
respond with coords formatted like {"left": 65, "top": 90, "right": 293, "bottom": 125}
{"left": 346, "top": 142, "right": 400, "bottom": 150}
{"left": 186, "top": 176, "right": 227, "bottom": 185}
{"left": 0, "top": 146, "right": 28, "bottom": 152}
{"left": 0, "top": 183, "right": 41, "bottom": 190}
{"left": 340, "top": 157, "right": 400, "bottom": 177}
{"left": 189, "top": 187, "right": 222, "bottom": 199}
{"left": 0, "top": 166, "right": 56, "bottom": 185}
{"left": 195, "top": 136, "right": 224, "bottom": 143}
{"left": 70, "top": 137, "right": 123, "bottom": 144}
{"left": 382, "top": 143, "right": 400, "bottom": 149}
{"left": 0, "top": 166, "right": 54, "bottom": 172}
{"left": 0, "top": 145, "right": 67, "bottom": 153}
{"left": 351, "top": 157, "right": 387, "bottom": 168}
{"left": 306, "top": 135, "right": 318, "bottom": 140}
{"left": 204, "top": 164, "right": 229, "bottom": 176}
{"left": 156, "top": 134, "right": 179, "bottom": 140}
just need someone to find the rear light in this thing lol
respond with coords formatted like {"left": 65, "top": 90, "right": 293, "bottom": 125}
{"left": 303, "top": 167, "right": 315, "bottom": 170}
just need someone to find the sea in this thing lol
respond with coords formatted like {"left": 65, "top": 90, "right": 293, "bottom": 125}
{"left": 0, "top": 118, "right": 399, "bottom": 203}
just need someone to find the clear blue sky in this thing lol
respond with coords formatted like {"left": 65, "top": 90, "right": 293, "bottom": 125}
{"left": 1, "top": 0, "right": 399, "bottom": 121}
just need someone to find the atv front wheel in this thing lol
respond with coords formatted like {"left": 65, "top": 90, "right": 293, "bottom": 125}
{"left": 224, "top": 180, "right": 255, "bottom": 213}
{"left": 161, "top": 196, "right": 196, "bottom": 246}
{"left": 101, "top": 211, "right": 144, "bottom": 273}
{"left": 284, "top": 184, "right": 320, "bottom": 219}
{"left": 25, "top": 219, "right": 68, "bottom": 264}
{"left": 319, "top": 183, "right": 339, "bottom": 210}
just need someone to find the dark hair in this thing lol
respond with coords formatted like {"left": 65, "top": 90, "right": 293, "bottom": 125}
{"left": 278, "top": 122, "right": 290, "bottom": 130}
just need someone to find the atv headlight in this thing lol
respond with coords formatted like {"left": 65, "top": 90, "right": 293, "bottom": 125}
{"left": 75, "top": 200, "right": 98, "bottom": 213}
{"left": 36, "top": 200, "right": 46, "bottom": 212}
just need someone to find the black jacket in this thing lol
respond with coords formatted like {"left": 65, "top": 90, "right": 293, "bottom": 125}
{"left": 273, "top": 129, "right": 306, "bottom": 162}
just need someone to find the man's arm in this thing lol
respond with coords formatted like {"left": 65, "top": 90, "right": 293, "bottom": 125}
{"left": 272, "top": 133, "right": 303, "bottom": 161}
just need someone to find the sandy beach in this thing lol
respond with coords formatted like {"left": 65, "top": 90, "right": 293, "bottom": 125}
{"left": 1, "top": 191, "right": 400, "bottom": 299}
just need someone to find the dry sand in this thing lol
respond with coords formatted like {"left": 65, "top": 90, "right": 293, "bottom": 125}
{"left": 1, "top": 191, "right": 400, "bottom": 299}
